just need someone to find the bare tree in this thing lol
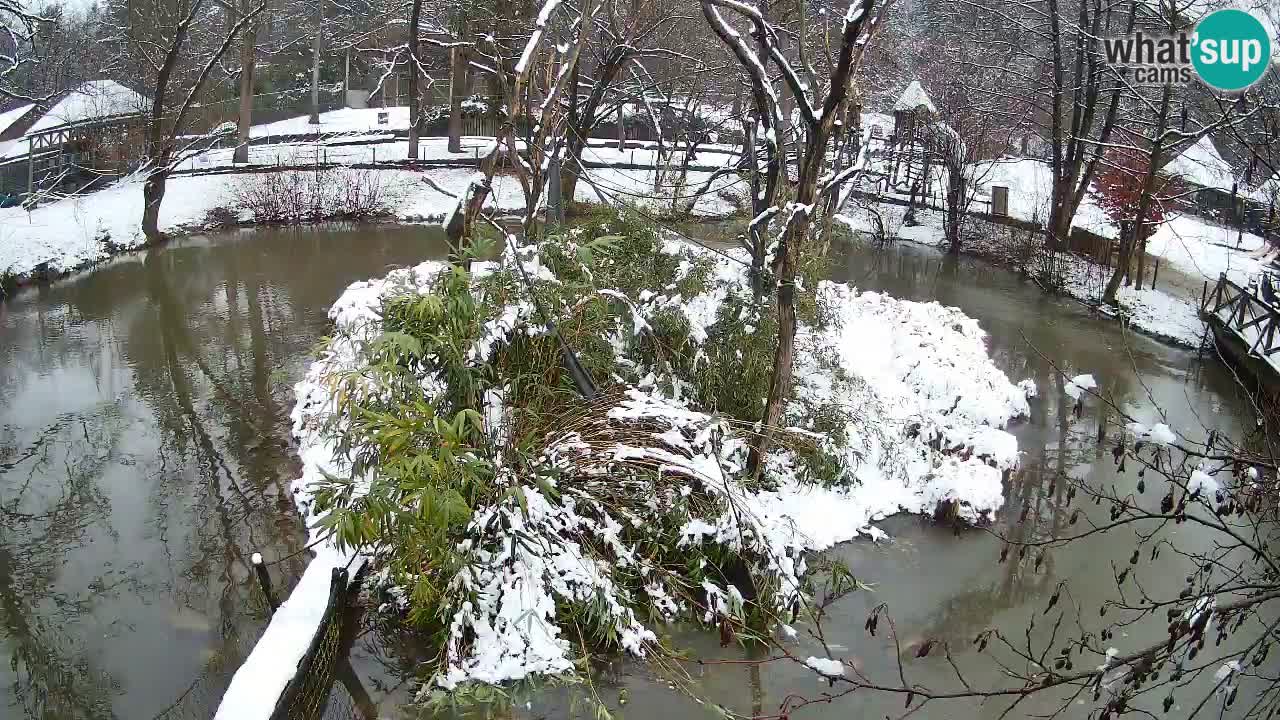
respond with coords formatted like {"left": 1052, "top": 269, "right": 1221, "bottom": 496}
{"left": 232, "top": 0, "right": 262, "bottom": 164}
{"left": 0, "top": 2, "right": 53, "bottom": 102}
{"left": 104, "top": 0, "right": 266, "bottom": 241}
{"left": 699, "top": 0, "right": 886, "bottom": 473}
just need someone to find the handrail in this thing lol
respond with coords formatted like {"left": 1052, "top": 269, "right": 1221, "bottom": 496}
{"left": 1205, "top": 273, "right": 1280, "bottom": 357}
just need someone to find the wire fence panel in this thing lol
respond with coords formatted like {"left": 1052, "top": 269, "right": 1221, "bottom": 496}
{"left": 268, "top": 567, "right": 352, "bottom": 720}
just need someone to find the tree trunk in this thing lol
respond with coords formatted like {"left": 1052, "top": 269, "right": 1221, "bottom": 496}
{"left": 1104, "top": 84, "right": 1171, "bottom": 305}
{"left": 142, "top": 167, "right": 168, "bottom": 242}
{"left": 448, "top": 47, "right": 465, "bottom": 153}
{"left": 616, "top": 101, "right": 626, "bottom": 150}
{"left": 233, "top": 9, "right": 257, "bottom": 164}
{"left": 407, "top": 0, "right": 422, "bottom": 159}
{"left": 946, "top": 172, "right": 964, "bottom": 254}
{"left": 1104, "top": 225, "right": 1133, "bottom": 303}
{"left": 1134, "top": 233, "right": 1147, "bottom": 290}
{"left": 308, "top": 0, "right": 322, "bottom": 124}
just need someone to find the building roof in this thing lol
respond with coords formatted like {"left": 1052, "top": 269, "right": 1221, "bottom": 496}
{"left": 25, "top": 80, "right": 149, "bottom": 135}
{"left": 894, "top": 81, "right": 937, "bottom": 114}
{"left": 1164, "top": 135, "right": 1238, "bottom": 194}
{"left": 0, "top": 103, "right": 35, "bottom": 137}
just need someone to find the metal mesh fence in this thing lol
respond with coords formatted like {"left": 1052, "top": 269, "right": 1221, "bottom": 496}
{"left": 269, "top": 567, "right": 353, "bottom": 720}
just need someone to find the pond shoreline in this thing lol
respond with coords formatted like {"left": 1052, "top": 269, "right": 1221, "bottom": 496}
{"left": 874, "top": 231, "right": 1207, "bottom": 351}
{"left": 0, "top": 212, "right": 421, "bottom": 298}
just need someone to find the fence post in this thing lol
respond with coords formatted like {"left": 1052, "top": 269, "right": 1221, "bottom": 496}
{"left": 252, "top": 553, "right": 279, "bottom": 612}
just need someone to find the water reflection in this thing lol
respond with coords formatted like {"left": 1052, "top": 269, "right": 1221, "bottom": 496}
{"left": 0, "top": 227, "right": 1259, "bottom": 720}
{"left": 0, "top": 225, "right": 448, "bottom": 719}
{"left": 497, "top": 239, "right": 1257, "bottom": 720}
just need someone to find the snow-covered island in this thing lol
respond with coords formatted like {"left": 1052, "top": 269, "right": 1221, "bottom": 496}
{"left": 221, "top": 210, "right": 1035, "bottom": 706}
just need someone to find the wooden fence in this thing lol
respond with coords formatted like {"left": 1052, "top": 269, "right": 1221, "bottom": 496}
{"left": 1202, "top": 274, "right": 1280, "bottom": 358}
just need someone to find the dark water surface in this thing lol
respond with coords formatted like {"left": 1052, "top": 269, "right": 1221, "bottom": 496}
{"left": 0, "top": 224, "right": 448, "bottom": 719}
{"left": 0, "top": 228, "right": 1260, "bottom": 720}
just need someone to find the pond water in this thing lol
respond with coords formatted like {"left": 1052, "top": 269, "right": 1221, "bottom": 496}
{"left": 0, "top": 226, "right": 1259, "bottom": 719}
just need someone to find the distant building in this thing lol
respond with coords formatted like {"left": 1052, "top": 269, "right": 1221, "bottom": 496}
{"left": 1161, "top": 134, "right": 1275, "bottom": 235}
{"left": 0, "top": 80, "right": 150, "bottom": 197}
{"left": 891, "top": 80, "right": 937, "bottom": 146}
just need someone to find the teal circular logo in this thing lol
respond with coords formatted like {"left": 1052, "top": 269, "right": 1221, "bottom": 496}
{"left": 1192, "top": 9, "right": 1272, "bottom": 92}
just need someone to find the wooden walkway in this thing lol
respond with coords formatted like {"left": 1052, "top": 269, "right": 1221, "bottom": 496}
{"left": 1200, "top": 273, "right": 1280, "bottom": 393}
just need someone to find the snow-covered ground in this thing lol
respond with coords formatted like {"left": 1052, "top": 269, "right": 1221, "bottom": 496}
{"left": 836, "top": 203, "right": 1207, "bottom": 347}
{"left": 0, "top": 161, "right": 743, "bottom": 279}
{"left": 975, "top": 157, "right": 1271, "bottom": 286}
{"left": 237, "top": 231, "right": 1032, "bottom": 699}
{"left": 171, "top": 134, "right": 741, "bottom": 173}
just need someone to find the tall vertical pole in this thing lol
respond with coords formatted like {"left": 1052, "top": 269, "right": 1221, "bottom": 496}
{"left": 27, "top": 140, "right": 35, "bottom": 199}
{"left": 448, "top": 47, "right": 465, "bottom": 153}
{"left": 309, "top": 0, "right": 323, "bottom": 124}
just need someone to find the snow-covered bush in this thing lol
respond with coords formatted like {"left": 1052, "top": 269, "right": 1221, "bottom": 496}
{"left": 229, "top": 168, "right": 390, "bottom": 224}
{"left": 293, "top": 209, "right": 1028, "bottom": 694}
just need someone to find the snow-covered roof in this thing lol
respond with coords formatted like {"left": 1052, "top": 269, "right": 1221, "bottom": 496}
{"left": 894, "top": 81, "right": 937, "bottom": 114}
{"left": 1164, "top": 135, "right": 1238, "bottom": 194}
{"left": 25, "top": 80, "right": 149, "bottom": 135}
{"left": 0, "top": 103, "right": 35, "bottom": 136}
{"left": 1248, "top": 171, "right": 1280, "bottom": 204}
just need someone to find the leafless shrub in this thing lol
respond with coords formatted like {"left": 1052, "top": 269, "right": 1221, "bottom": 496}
{"left": 229, "top": 169, "right": 390, "bottom": 224}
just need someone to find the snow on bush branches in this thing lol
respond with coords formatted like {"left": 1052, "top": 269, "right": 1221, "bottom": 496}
{"left": 289, "top": 210, "right": 1030, "bottom": 691}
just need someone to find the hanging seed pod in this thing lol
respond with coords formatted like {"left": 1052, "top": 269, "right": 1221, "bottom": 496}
{"left": 1130, "top": 549, "right": 1140, "bottom": 565}
{"left": 999, "top": 545, "right": 1009, "bottom": 563}
{"left": 1161, "top": 492, "right": 1174, "bottom": 514}
{"left": 1226, "top": 686, "right": 1237, "bottom": 708}
{"left": 1070, "top": 509, "right": 1080, "bottom": 524}
{"left": 1118, "top": 568, "right": 1129, "bottom": 584}
{"left": 1137, "top": 478, "right": 1145, "bottom": 493}
{"left": 1163, "top": 695, "right": 1174, "bottom": 713}
{"left": 1035, "top": 552, "right": 1045, "bottom": 572}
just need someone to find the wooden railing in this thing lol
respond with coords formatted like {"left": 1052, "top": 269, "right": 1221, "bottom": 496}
{"left": 1202, "top": 274, "right": 1280, "bottom": 357}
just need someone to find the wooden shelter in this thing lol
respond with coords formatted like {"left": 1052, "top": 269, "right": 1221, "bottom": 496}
{"left": 0, "top": 80, "right": 149, "bottom": 197}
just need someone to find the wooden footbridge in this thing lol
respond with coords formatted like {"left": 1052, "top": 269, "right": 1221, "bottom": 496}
{"left": 1200, "top": 273, "right": 1280, "bottom": 393}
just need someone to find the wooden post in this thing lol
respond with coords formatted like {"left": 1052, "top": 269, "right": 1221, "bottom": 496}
{"left": 26, "top": 141, "right": 35, "bottom": 199}
{"left": 252, "top": 552, "right": 279, "bottom": 611}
